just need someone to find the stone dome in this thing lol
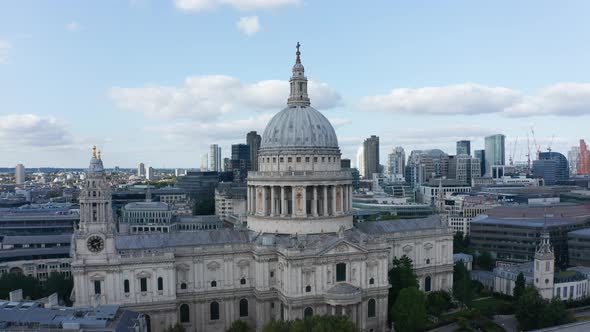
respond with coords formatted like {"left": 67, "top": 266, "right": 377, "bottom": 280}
{"left": 260, "top": 105, "right": 339, "bottom": 152}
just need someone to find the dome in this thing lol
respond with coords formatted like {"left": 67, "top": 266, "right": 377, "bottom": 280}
{"left": 260, "top": 105, "right": 339, "bottom": 151}
{"left": 88, "top": 157, "right": 104, "bottom": 173}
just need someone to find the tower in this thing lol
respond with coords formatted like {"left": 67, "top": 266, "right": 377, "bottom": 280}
{"left": 534, "top": 230, "right": 555, "bottom": 299}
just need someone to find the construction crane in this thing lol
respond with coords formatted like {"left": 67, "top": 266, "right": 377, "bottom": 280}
{"left": 531, "top": 127, "right": 541, "bottom": 159}
{"left": 526, "top": 133, "right": 532, "bottom": 171}
{"left": 547, "top": 134, "right": 555, "bottom": 152}
{"left": 509, "top": 136, "right": 518, "bottom": 166}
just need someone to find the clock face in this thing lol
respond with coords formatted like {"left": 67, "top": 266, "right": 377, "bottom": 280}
{"left": 87, "top": 235, "right": 105, "bottom": 253}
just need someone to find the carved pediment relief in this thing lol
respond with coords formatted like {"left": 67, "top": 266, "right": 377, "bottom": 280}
{"left": 176, "top": 263, "right": 190, "bottom": 271}
{"left": 403, "top": 245, "right": 413, "bottom": 253}
{"left": 89, "top": 273, "right": 104, "bottom": 281}
{"left": 136, "top": 270, "right": 152, "bottom": 278}
{"left": 207, "top": 261, "right": 221, "bottom": 271}
{"left": 424, "top": 243, "right": 434, "bottom": 250}
{"left": 336, "top": 244, "right": 348, "bottom": 253}
{"left": 237, "top": 259, "right": 250, "bottom": 268}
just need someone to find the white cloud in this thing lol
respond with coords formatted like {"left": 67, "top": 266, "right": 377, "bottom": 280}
{"left": 0, "top": 40, "right": 11, "bottom": 64}
{"left": 360, "top": 82, "right": 590, "bottom": 118}
{"left": 174, "top": 0, "right": 300, "bottom": 11}
{"left": 0, "top": 114, "right": 70, "bottom": 148}
{"left": 66, "top": 21, "right": 80, "bottom": 31}
{"left": 110, "top": 76, "right": 342, "bottom": 119}
{"left": 359, "top": 83, "right": 522, "bottom": 115}
{"left": 504, "top": 83, "right": 590, "bottom": 117}
{"left": 236, "top": 16, "right": 260, "bottom": 36}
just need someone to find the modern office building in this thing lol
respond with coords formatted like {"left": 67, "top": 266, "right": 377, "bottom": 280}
{"left": 474, "top": 149, "right": 486, "bottom": 177}
{"left": 578, "top": 139, "right": 590, "bottom": 175}
{"left": 246, "top": 131, "right": 262, "bottom": 171}
{"left": 568, "top": 146, "right": 580, "bottom": 175}
{"left": 363, "top": 135, "right": 380, "bottom": 179}
{"left": 568, "top": 228, "right": 590, "bottom": 267}
{"left": 387, "top": 146, "right": 405, "bottom": 176}
{"left": 175, "top": 171, "right": 220, "bottom": 212}
{"left": 456, "top": 140, "right": 471, "bottom": 156}
{"left": 533, "top": 152, "right": 570, "bottom": 185}
{"left": 14, "top": 164, "right": 25, "bottom": 185}
{"left": 137, "top": 163, "right": 146, "bottom": 177}
{"left": 484, "top": 134, "right": 505, "bottom": 177}
{"left": 356, "top": 145, "right": 365, "bottom": 178}
{"left": 146, "top": 167, "right": 155, "bottom": 181}
{"left": 448, "top": 155, "right": 481, "bottom": 185}
{"left": 210, "top": 144, "right": 222, "bottom": 172}
{"left": 175, "top": 168, "right": 186, "bottom": 177}
{"left": 200, "top": 153, "right": 208, "bottom": 171}
{"left": 214, "top": 182, "right": 247, "bottom": 218}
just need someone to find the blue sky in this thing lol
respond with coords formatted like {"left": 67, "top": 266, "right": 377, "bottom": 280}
{"left": 1, "top": 0, "right": 590, "bottom": 168}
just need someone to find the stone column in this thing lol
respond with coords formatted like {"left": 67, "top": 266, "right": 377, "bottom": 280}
{"left": 280, "top": 186, "right": 286, "bottom": 217}
{"left": 341, "top": 185, "right": 345, "bottom": 213}
{"left": 323, "top": 186, "right": 328, "bottom": 217}
{"left": 349, "top": 186, "right": 353, "bottom": 213}
{"left": 312, "top": 186, "right": 318, "bottom": 217}
{"left": 270, "top": 186, "right": 276, "bottom": 216}
{"left": 331, "top": 186, "right": 336, "bottom": 216}
{"left": 302, "top": 186, "right": 307, "bottom": 216}
{"left": 292, "top": 186, "right": 296, "bottom": 217}
{"left": 262, "top": 186, "right": 268, "bottom": 216}
{"left": 247, "top": 186, "right": 251, "bottom": 214}
{"left": 342, "top": 185, "right": 347, "bottom": 213}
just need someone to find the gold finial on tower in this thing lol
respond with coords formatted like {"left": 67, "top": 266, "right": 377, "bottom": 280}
{"left": 98, "top": 150, "right": 102, "bottom": 160}
{"left": 92, "top": 145, "right": 97, "bottom": 158}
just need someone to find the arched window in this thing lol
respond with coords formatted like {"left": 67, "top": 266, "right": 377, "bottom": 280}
{"left": 157, "top": 277, "right": 163, "bottom": 291}
{"left": 369, "top": 277, "right": 375, "bottom": 285}
{"left": 425, "top": 276, "right": 432, "bottom": 292}
{"left": 180, "top": 282, "right": 187, "bottom": 290}
{"left": 304, "top": 307, "right": 313, "bottom": 318}
{"left": 336, "top": 263, "right": 346, "bottom": 282}
{"left": 124, "top": 279, "right": 130, "bottom": 293}
{"left": 180, "top": 304, "right": 190, "bottom": 323}
{"left": 368, "top": 299, "right": 376, "bottom": 318}
{"left": 240, "top": 277, "right": 246, "bottom": 285}
{"left": 211, "top": 280, "right": 217, "bottom": 287}
{"left": 305, "top": 285, "right": 311, "bottom": 293}
{"left": 239, "top": 299, "right": 248, "bottom": 317}
{"left": 210, "top": 301, "right": 220, "bottom": 320}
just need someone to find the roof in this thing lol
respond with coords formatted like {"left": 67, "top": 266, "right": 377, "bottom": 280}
{"left": 116, "top": 229, "right": 251, "bottom": 250}
{"left": 326, "top": 283, "right": 362, "bottom": 295}
{"left": 472, "top": 216, "right": 576, "bottom": 228}
{"left": 453, "top": 253, "right": 473, "bottom": 263}
{"left": 486, "top": 203, "right": 590, "bottom": 219}
{"left": 0, "top": 246, "right": 70, "bottom": 259}
{"left": 124, "top": 201, "right": 170, "bottom": 211}
{"left": 569, "top": 228, "right": 590, "bottom": 237}
{"left": 355, "top": 215, "right": 445, "bottom": 234}
{"left": 1, "top": 234, "right": 72, "bottom": 245}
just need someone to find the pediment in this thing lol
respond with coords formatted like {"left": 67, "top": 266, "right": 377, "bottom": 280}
{"left": 207, "top": 261, "right": 221, "bottom": 271}
{"left": 320, "top": 240, "right": 366, "bottom": 256}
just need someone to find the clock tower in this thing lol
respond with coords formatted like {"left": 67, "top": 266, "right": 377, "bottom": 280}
{"left": 73, "top": 146, "right": 117, "bottom": 262}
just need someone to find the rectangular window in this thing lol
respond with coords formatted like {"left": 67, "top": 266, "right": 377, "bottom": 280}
{"left": 140, "top": 278, "right": 147, "bottom": 292}
{"left": 305, "top": 157, "right": 310, "bottom": 162}
{"left": 322, "top": 157, "right": 325, "bottom": 162}
{"left": 336, "top": 263, "right": 346, "bottom": 282}
{"left": 288, "top": 157, "right": 292, "bottom": 162}
{"left": 545, "top": 261, "right": 550, "bottom": 272}
{"left": 273, "top": 157, "right": 276, "bottom": 163}
{"left": 296, "top": 157, "right": 301, "bottom": 162}
{"left": 314, "top": 157, "right": 318, "bottom": 162}
{"left": 94, "top": 280, "right": 101, "bottom": 295}
{"left": 280, "top": 157, "right": 284, "bottom": 162}
{"left": 570, "top": 286, "right": 574, "bottom": 298}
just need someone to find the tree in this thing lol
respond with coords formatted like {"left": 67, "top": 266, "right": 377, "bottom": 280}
{"left": 515, "top": 286, "right": 548, "bottom": 331}
{"left": 426, "top": 290, "right": 453, "bottom": 316}
{"left": 388, "top": 255, "right": 418, "bottom": 322}
{"left": 262, "top": 320, "right": 293, "bottom": 332}
{"left": 453, "top": 261, "right": 475, "bottom": 308}
{"left": 45, "top": 272, "right": 74, "bottom": 305}
{"left": 453, "top": 231, "right": 470, "bottom": 254}
{"left": 164, "top": 323, "right": 186, "bottom": 332}
{"left": 392, "top": 287, "right": 427, "bottom": 332}
{"left": 513, "top": 272, "right": 525, "bottom": 301}
{"left": 227, "top": 320, "right": 252, "bottom": 332}
{"left": 0, "top": 273, "right": 42, "bottom": 300}
{"left": 476, "top": 251, "right": 494, "bottom": 271}
{"left": 262, "top": 316, "right": 355, "bottom": 332}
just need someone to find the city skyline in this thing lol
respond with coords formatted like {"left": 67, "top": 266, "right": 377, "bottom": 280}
{"left": 2, "top": 1, "right": 590, "bottom": 167}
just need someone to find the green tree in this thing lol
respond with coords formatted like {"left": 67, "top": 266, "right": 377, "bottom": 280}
{"left": 542, "top": 297, "right": 572, "bottom": 328}
{"left": 476, "top": 251, "right": 494, "bottom": 271}
{"left": 164, "top": 323, "right": 186, "bottom": 332}
{"left": 388, "top": 255, "right": 418, "bottom": 322}
{"left": 227, "top": 319, "right": 253, "bottom": 332}
{"left": 453, "top": 231, "right": 470, "bottom": 253}
{"left": 453, "top": 261, "right": 475, "bottom": 308}
{"left": 0, "top": 273, "right": 42, "bottom": 300}
{"left": 263, "top": 316, "right": 355, "bottom": 332}
{"left": 515, "top": 286, "right": 548, "bottom": 331}
{"left": 426, "top": 290, "right": 453, "bottom": 316}
{"left": 44, "top": 272, "right": 74, "bottom": 305}
{"left": 513, "top": 272, "right": 526, "bottom": 301}
{"left": 262, "top": 320, "right": 293, "bottom": 332}
{"left": 392, "top": 287, "right": 427, "bottom": 332}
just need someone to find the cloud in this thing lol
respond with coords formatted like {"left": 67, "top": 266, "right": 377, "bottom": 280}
{"left": 66, "top": 21, "right": 80, "bottom": 31}
{"left": 110, "top": 76, "right": 342, "bottom": 119}
{"left": 236, "top": 16, "right": 260, "bottom": 35}
{"left": 359, "top": 83, "right": 522, "bottom": 115}
{"left": 174, "top": 0, "right": 301, "bottom": 11}
{"left": 360, "top": 82, "right": 590, "bottom": 118}
{"left": 504, "top": 83, "right": 590, "bottom": 117}
{"left": 0, "top": 40, "right": 11, "bottom": 64}
{"left": 0, "top": 114, "right": 70, "bottom": 148}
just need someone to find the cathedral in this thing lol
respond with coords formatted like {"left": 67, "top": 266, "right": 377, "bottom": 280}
{"left": 72, "top": 46, "right": 454, "bottom": 332}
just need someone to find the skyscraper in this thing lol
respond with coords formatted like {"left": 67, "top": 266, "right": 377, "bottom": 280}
{"left": 484, "top": 134, "right": 505, "bottom": 177}
{"left": 568, "top": 146, "right": 580, "bottom": 175}
{"left": 578, "top": 139, "right": 590, "bottom": 175}
{"left": 363, "top": 135, "right": 379, "bottom": 179}
{"left": 200, "top": 153, "right": 209, "bottom": 171}
{"left": 209, "top": 144, "right": 222, "bottom": 172}
{"left": 137, "top": 162, "right": 146, "bottom": 177}
{"left": 246, "top": 131, "right": 261, "bottom": 171}
{"left": 533, "top": 152, "right": 569, "bottom": 185}
{"left": 387, "top": 146, "right": 405, "bottom": 176}
{"left": 474, "top": 150, "right": 486, "bottom": 177}
{"left": 456, "top": 140, "right": 471, "bottom": 156}
{"left": 15, "top": 164, "right": 25, "bottom": 185}
{"left": 356, "top": 145, "right": 365, "bottom": 177}
{"left": 146, "top": 166, "right": 155, "bottom": 181}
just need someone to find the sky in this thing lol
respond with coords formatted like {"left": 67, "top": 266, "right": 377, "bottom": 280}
{"left": 1, "top": 0, "right": 590, "bottom": 168}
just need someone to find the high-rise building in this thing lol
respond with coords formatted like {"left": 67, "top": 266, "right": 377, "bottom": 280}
{"left": 356, "top": 145, "right": 365, "bottom": 177}
{"left": 568, "top": 146, "right": 580, "bottom": 175}
{"left": 175, "top": 168, "right": 187, "bottom": 177}
{"left": 200, "top": 153, "right": 209, "bottom": 171}
{"left": 209, "top": 144, "right": 222, "bottom": 172}
{"left": 533, "top": 152, "right": 569, "bottom": 185}
{"left": 146, "top": 166, "right": 155, "bottom": 181}
{"left": 231, "top": 144, "right": 250, "bottom": 162}
{"left": 474, "top": 150, "right": 486, "bottom": 177}
{"left": 387, "top": 147, "right": 405, "bottom": 176}
{"left": 15, "top": 164, "right": 25, "bottom": 185}
{"left": 484, "top": 134, "right": 505, "bottom": 177}
{"left": 456, "top": 140, "right": 471, "bottom": 156}
{"left": 448, "top": 155, "right": 481, "bottom": 185}
{"left": 578, "top": 139, "right": 590, "bottom": 175}
{"left": 363, "top": 135, "right": 379, "bottom": 179}
{"left": 246, "top": 131, "right": 261, "bottom": 171}
{"left": 137, "top": 162, "right": 146, "bottom": 177}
